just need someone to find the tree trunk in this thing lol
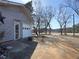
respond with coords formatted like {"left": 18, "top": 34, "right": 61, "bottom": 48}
{"left": 45, "top": 27, "right": 47, "bottom": 34}
{"left": 49, "top": 25, "right": 51, "bottom": 34}
{"left": 37, "top": 18, "right": 41, "bottom": 36}
{"left": 38, "top": 27, "right": 40, "bottom": 35}
{"left": 60, "top": 26, "right": 63, "bottom": 35}
{"left": 64, "top": 22, "right": 67, "bottom": 35}
{"left": 33, "top": 27, "right": 38, "bottom": 36}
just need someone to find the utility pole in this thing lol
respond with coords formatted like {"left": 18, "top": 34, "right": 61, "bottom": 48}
{"left": 73, "top": 14, "right": 75, "bottom": 36}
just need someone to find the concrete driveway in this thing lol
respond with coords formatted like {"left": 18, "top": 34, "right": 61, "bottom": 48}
{"left": 1, "top": 40, "right": 38, "bottom": 59}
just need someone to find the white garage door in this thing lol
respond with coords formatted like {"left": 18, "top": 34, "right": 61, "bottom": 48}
{"left": 22, "top": 24, "right": 32, "bottom": 38}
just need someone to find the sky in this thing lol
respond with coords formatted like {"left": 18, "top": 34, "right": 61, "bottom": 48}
{"left": 33, "top": 0, "right": 79, "bottom": 29}
{"left": 8, "top": 0, "right": 79, "bottom": 29}
{"left": 9, "top": 0, "right": 31, "bottom": 4}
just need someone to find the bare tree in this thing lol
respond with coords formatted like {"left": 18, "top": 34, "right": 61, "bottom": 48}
{"left": 56, "top": 6, "right": 65, "bottom": 35}
{"left": 32, "top": 0, "right": 55, "bottom": 35}
{"left": 32, "top": 0, "right": 43, "bottom": 36}
{"left": 62, "top": 7, "right": 71, "bottom": 35}
{"left": 56, "top": 6, "right": 71, "bottom": 35}
{"left": 64, "top": 0, "right": 79, "bottom": 36}
{"left": 64, "top": 0, "right": 79, "bottom": 15}
{"left": 43, "top": 6, "right": 55, "bottom": 34}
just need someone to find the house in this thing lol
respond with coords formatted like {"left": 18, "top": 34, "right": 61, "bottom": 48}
{"left": 0, "top": 0, "right": 33, "bottom": 41}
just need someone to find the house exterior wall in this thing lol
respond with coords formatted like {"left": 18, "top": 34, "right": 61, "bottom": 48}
{"left": 0, "top": 7, "right": 32, "bottom": 41}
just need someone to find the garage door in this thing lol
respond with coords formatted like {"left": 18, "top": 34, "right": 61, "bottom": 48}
{"left": 22, "top": 24, "right": 32, "bottom": 38}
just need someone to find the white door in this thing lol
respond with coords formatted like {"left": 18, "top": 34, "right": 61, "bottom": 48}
{"left": 22, "top": 24, "right": 32, "bottom": 38}
{"left": 14, "top": 22, "right": 20, "bottom": 40}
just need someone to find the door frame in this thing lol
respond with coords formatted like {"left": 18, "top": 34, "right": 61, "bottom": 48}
{"left": 14, "top": 22, "right": 20, "bottom": 40}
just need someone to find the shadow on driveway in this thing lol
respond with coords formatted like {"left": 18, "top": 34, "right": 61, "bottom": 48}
{"left": 1, "top": 40, "right": 38, "bottom": 59}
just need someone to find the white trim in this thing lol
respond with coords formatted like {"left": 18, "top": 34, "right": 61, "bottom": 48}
{"left": 14, "top": 22, "right": 20, "bottom": 40}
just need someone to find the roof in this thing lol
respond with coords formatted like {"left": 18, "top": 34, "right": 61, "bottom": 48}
{"left": 25, "top": 1, "right": 33, "bottom": 12}
{"left": 0, "top": 0, "right": 24, "bottom": 6}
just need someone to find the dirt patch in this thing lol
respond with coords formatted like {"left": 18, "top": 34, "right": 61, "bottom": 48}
{"left": 31, "top": 40, "right": 79, "bottom": 59}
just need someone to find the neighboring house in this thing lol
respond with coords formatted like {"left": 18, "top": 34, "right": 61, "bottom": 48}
{"left": 0, "top": 0, "right": 33, "bottom": 41}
